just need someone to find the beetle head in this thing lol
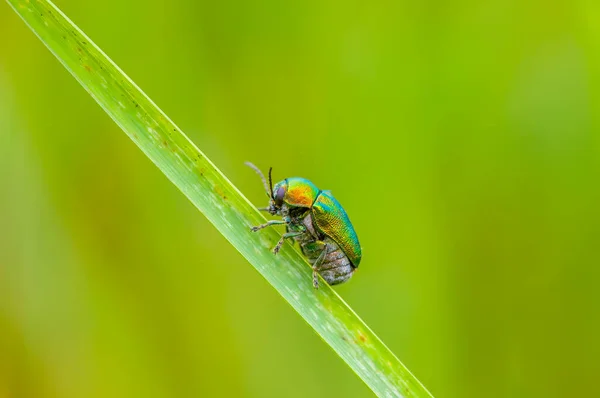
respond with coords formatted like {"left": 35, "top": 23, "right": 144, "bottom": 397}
{"left": 245, "top": 162, "right": 285, "bottom": 215}
{"left": 272, "top": 179, "right": 288, "bottom": 208}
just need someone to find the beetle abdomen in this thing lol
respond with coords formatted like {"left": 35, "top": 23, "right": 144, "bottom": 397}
{"left": 299, "top": 237, "right": 355, "bottom": 285}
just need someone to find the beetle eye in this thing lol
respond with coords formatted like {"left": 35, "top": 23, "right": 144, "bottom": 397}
{"left": 274, "top": 186, "right": 285, "bottom": 206}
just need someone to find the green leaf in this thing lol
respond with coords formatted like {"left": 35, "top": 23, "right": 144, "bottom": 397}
{"left": 5, "top": 1, "right": 434, "bottom": 396}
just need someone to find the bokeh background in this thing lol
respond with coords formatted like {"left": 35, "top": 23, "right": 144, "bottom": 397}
{"left": 2, "top": 1, "right": 600, "bottom": 397}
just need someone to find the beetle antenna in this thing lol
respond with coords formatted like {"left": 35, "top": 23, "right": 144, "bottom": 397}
{"left": 268, "top": 167, "right": 274, "bottom": 200}
{"left": 245, "top": 162, "right": 270, "bottom": 197}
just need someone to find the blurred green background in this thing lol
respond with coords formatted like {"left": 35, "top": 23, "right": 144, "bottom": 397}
{"left": 1, "top": 0, "right": 600, "bottom": 397}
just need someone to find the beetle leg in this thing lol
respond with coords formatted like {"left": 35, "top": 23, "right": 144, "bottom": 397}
{"left": 272, "top": 231, "right": 303, "bottom": 254}
{"left": 311, "top": 244, "right": 328, "bottom": 289}
{"left": 251, "top": 219, "right": 287, "bottom": 232}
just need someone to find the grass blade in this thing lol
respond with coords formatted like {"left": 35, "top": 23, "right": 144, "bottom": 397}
{"left": 5, "top": 1, "right": 434, "bottom": 396}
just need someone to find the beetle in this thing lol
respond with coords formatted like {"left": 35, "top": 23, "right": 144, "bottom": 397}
{"left": 246, "top": 162, "right": 362, "bottom": 288}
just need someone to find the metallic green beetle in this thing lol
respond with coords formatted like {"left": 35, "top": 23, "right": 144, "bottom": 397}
{"left": 246, "top": 162, "right": 362, "bottom": 288}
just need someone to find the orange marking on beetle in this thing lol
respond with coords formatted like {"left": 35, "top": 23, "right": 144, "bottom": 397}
{"left": 286, "top": 186, "right": 313, "bottom": 207}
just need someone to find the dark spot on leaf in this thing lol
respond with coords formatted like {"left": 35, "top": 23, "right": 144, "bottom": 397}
{"left": 357, "top": 331, "right": 367, "bottom": 343}
{"left": 214, "top": 185, "right": 228, "bottom": 200}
